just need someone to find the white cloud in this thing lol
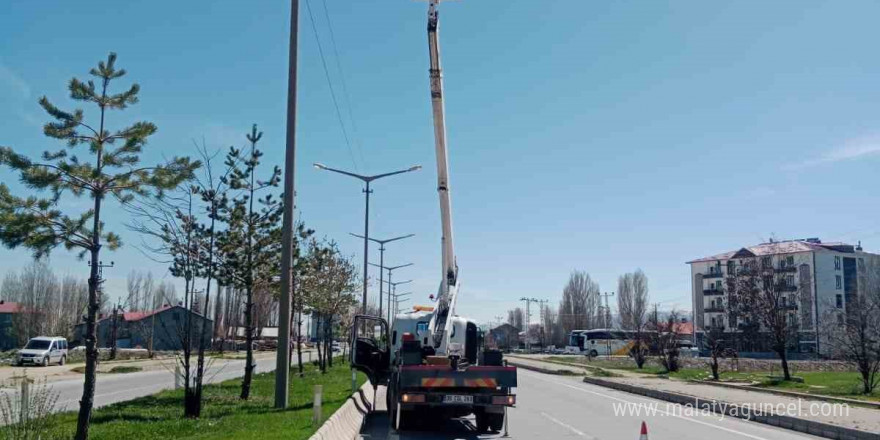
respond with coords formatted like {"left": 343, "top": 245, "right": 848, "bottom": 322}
{"left": 0, "top": 63, "right": 31, "bottom": 99}
{"left": 787, "top": 136, "right": 880, "bottom": 170}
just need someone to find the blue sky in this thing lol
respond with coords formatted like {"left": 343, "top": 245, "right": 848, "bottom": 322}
{"left": 2, "top": 0, "right": 880, "bottom": 325}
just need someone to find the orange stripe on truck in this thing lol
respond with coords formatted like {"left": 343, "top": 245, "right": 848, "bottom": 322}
{"left": 463, "top": 378, "right": 497, "bottom": 388}
{"left": 420, "top": 378, "right": 455, "bottom": 387}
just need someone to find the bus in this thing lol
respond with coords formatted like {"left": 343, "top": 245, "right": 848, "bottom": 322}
{"left": 564, "top": 329, "right": 643, "bottom": 357}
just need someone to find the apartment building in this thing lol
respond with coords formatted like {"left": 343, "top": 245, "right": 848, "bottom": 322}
{"left": 687, "top": 238, "right": 879, "bottom": 356}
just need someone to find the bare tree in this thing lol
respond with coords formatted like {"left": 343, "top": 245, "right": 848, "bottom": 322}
{"left": 618, "top": 270, "right": 649, "bottom": 368}
{"left": 726, "top": 256, "right": 800, "bottom": 381}
{"left": 704, "top": 324, "right": 737, "bottom": 380}
{"left": 821, "top": 263, "right": 880, "bottom": 394}
{"left": 649, "top": 308, "right": 682, "bottom": 372}
{"left": 506, "top": 307, "right": 524, "bottom": 330}
{"left": 558, "top": 271, "right": 600, "bottom": 342}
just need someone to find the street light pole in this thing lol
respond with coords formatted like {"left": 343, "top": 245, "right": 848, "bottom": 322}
{"left": 275, "top": 0, "right": 299, "bottom": 409}
{"left": 354, "top": 234, "right": 413, "bottom": 320}
{"left": 385, "top": 279, "right": 412, "bottom": 324}
{"left": 370, "top": 262, "right": 413, "bottom": 322}
{"left": 314, "top": 163, "right": 421, "bottom": 314}
{"left": 391, "top": 292, "right": 412, "bottom": 323}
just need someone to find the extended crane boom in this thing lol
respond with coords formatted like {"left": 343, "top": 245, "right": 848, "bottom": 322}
{"left": 348, "top": 4, "right": 517, "bottom": 432}
{"left": 426, "top": 0, "right": 459, "bottom": 355}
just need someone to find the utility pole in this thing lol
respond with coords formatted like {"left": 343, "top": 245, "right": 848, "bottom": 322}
{"left": 599, "top": 291, "right": 614, "bottom": 358}
{"left": 536, "top": 299, "right": 548, "bottom": 348}
{"left": 275, "top": 0, "right": 299, "bottom": 409}
{"left": 519, "top": 297, "right": 533, "bottom": 352}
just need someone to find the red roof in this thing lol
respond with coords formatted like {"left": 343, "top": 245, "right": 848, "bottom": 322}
{"left": 122, "top": 305, "right": 172, "bottom": 322}
{"left": 0, "top": 302, "right": 20, "bottom": 313}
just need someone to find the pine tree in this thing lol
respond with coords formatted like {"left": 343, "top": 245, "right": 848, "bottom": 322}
{"left": 217, "top": 124, "right": 282, "bottom": 400}
{"left": 0, "top": 53, "right": 198, "bottom": 439}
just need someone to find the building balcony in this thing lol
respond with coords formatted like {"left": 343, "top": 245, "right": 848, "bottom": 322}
{"left": 775, "top": 266, "right": 797, "bottom": 273}
{"left": 703, "top": 271, "right": 723, "bottom": 279}
{"left": 703, "top": 289, "right": 724, "bottom": 296}
{"left": 704, "top": 306, "right": 725, "bottom": 313}
{"left": 775, "top": 284, "right": 798, "bottom": 292}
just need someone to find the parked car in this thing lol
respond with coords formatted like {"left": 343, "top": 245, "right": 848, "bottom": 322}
{"left": 17, "top": 337, "right": 68, "bottom": 367}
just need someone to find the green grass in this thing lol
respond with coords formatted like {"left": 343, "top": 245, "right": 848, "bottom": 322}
{"left": 27, "top": 360, "right": 366, "bottom": 439}
{"left": 545, "top": 355, "right": 879, "bottom": 402}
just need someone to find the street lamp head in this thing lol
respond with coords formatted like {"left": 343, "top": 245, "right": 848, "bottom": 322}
{"left": 408, "top": 165, "right": 422, "bottom": 172}
{"left": 313, "top": 163, "right": 327, "bottom": 170}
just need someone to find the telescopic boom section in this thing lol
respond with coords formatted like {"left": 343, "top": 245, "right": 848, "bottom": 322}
{"left": 427, "top": 0, "right": 459, "bottom": 354}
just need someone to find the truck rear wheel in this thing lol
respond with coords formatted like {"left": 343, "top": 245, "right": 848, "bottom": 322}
{"left": 488, "top": 412, "right": 504, "bottom": 432}
{"left": 475, "top": 410, "right": 504, "bottom": 433}
{"left": 393, "top": 403, "right": 412, "bottom": 431}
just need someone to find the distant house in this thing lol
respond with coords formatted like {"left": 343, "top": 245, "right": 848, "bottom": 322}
{"left": 486, "top": 324, "right": 519, "bottom": 352}
{"left": 0, "top": 301, "right": 20, "bottom": 350}
{"left": 73, "top": 305, "right": 212, "bottom": 351}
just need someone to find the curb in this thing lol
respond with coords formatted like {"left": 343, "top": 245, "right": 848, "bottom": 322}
{"left": 309, "top": 383, "right": 374, "bottom": 440}
{"left": 505, "top": 359, "right": 580, "bottom": 376}
{"left": 582, "top": 376, "right": 879, "bottom": 440}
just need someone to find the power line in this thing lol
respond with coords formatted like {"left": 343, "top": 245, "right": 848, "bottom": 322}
{"left": 304, "top": 0, "right": 359, "bottom": 172}
{"left": 320, "top": 0, "right": 367, "bottom": 170}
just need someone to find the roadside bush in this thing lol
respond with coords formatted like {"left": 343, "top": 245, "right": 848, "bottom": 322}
{"left": 0, "top": 373, "right": 59, "bottom": 439}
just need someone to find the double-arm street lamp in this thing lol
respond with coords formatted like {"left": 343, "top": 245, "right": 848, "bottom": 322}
{"left": 370, "top": 262, "right": 413, "bottom": 322}
{"left": 391, "top": 291, "right": 412, "bottom": 322}
{"left": 385, "top": 279, "right": 412, "bottom": 318}
{"left": 313, "top": 163, "right": 421, "bottom": 314}
{"left": 354, "top": 233, "right": 414, "bottom": 320}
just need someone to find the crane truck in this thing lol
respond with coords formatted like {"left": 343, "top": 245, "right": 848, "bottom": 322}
{"left": 350, "top": 0, "right": 517, "bottom": 433}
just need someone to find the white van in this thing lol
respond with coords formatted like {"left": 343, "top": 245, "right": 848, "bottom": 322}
{"left": 17, "top": 337, "right": 68, "bottom": 366}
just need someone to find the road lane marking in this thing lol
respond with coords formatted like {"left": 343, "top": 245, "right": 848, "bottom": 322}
{"left": 520, "top": 371, "right": 804, "bottom": 440}
{"left": 539, "top": 411, "right": 594, "bottom": 438}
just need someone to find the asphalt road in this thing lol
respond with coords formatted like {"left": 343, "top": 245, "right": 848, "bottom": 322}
{"left": 359, "top": 369, "right": 825, "bottom": 440}
{"left": 46, "top": 355, "right": 283, "bottom": 413}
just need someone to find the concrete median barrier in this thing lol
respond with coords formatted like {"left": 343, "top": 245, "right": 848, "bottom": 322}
{"left": 309, "top": 382, "right": 375, "bottom": 440}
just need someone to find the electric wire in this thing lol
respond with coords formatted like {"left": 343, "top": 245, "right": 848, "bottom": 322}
{"left": 304, "top": 0, "right": 359, "bottom": 172}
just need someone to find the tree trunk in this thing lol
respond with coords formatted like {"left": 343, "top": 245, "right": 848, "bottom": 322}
{"left": 75, "top": 245, "right": 101, "bottom": 440}
{"left": 240, "top": 285, "right": 255, "bottom": 400}
{"left": 296, "top": 308, "right": 303, "bottom": 376}
{"left": 326, "top": 315, "right": 333, "bottom": 368}
{"left": 710, "top": 356, "right": 720, "bottom": 380}
{"left": 74, "top": 138, "right": 105, "bottom": 440}
{"left": 779, "top": 349, "right": 791, "bottom": 381}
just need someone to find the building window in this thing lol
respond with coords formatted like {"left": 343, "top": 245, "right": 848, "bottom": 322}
{"left": 837, "top": 314, "right": 844, "bottom": 326}
{"left": 727, "top": 260, "right": 735, "bottom": 274}
{"left": 836, "top": 294, "right": 843, "bottom": 309}
{"left": 786, "top": 255, "right": 794, "bottom": 266}
{"left": 786, "top": 275, "right": 794, "bottom": 286}
{"left": 762, "top": 257, "right": 771, "bottom": 268}
{"left": 834, "top": 256, "right": 841, "bottom": 270}
{"left": 836, "top": 275, "right": 842, "bottom": 290}
{"left": 715, "top": 280, "right": 722, "bottom": 290}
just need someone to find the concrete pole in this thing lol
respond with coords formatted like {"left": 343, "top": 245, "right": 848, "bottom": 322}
{"left": 362, "top": 181, "right": 371, "bottom": 314}
{"left": 275, "top": 0, "right": 299, "bottom": 410}
{"left": 378, "top": 244, "right": 385, "bottom": 319}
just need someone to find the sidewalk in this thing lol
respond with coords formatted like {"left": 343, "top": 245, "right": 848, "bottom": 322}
{"left": 508, "top": 355, "right": 880, "bottom": 435}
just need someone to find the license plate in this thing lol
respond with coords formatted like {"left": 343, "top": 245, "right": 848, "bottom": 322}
{"left": 443, "top": 395, "right": 473, "bottom": 404}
